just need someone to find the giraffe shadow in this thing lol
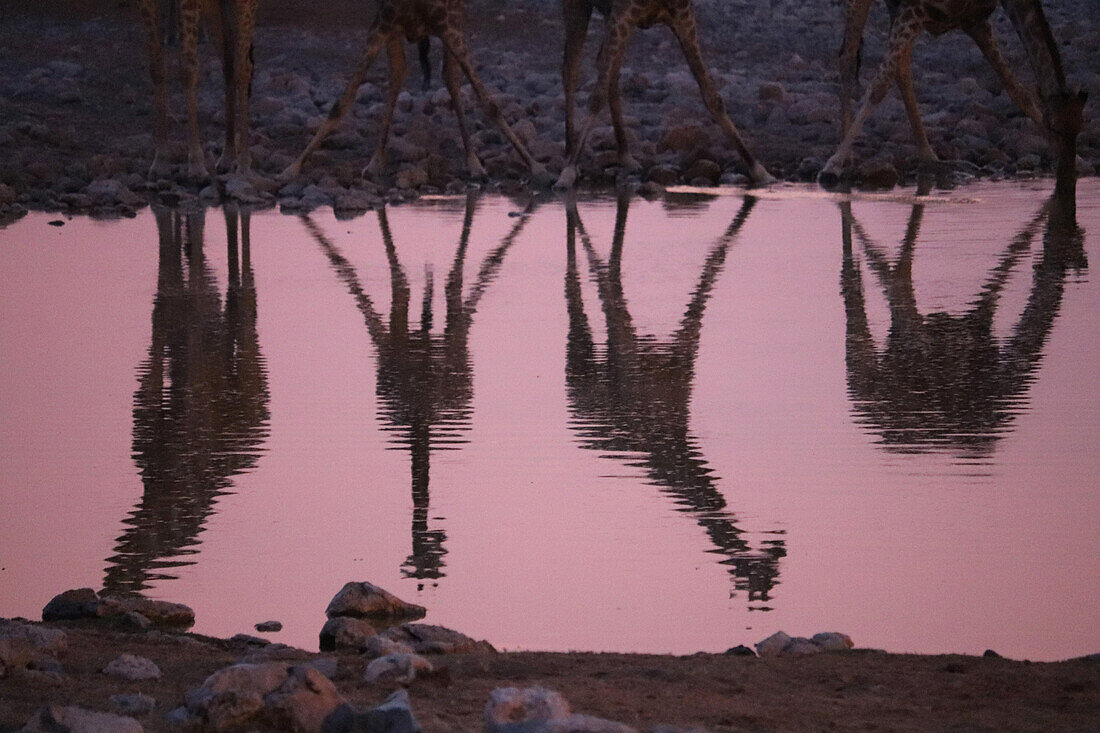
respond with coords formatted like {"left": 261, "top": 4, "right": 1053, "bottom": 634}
{"left": 564, "top": 193, "right": 784, "bottom": 606}
{"left": 301, "top": 194, "right": 535, "bottom": 586}
{"left": 839, "top": 192, "right": 1087, "bottom": 457}
{"left": 104, "top": 205, "right": 270, "bottom": 595}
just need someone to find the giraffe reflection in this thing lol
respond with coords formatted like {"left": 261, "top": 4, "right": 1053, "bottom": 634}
{"left": 564, "top": 195, "right": 784, "bottom": 605}
{"left": 840, "top": 193, "right": 1086, "bottom": 456}
{"left": 105, "top": 207, "right": 270, "bottom": 595}
{"left": 302, "top": 195, "right": 532, "bottom": 585}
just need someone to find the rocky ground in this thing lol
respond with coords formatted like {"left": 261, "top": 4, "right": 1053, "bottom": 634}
{"left": 1, "top": 0, "right": 1099, "bottom": 222}
{"left": 3, "top": 584, "right": 1099, "bottom": 732}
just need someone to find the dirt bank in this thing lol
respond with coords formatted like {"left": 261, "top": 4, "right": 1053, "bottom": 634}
{"left": 1, "top": 0, "right": 1098, "bottom": 220}
{"left": 2, "top": 616, "right": 1098, "bottom": 732}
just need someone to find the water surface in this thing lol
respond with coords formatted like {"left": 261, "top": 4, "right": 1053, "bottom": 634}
{"left": 1, "top": 181, "right": 1097, "bottom": 660}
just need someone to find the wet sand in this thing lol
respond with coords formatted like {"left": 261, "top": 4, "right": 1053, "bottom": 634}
{"left": 1, "top": 0, "right": 1098, "bottom": 219}
{"left": 2, "top": 616, "right": 1098, "bottom": 732}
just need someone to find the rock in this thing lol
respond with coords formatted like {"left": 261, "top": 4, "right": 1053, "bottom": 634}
{"left": 0, "top": 619, "right": 68, "bottom": 655}
{"left": 362, "top": 653, "right": 434, "bottom": 685}
{"left": 856, "top": 159, "right": 899, "bottom": 189}
{"left": 758, "top": 82, "right": 785, "bottom": 103}
{"left": 781, "top": 637, "right": 823, "bottom": 656}
{"left": 362, "top": 635, "right": 416, "bottom": 659}
{"left": 231, "top": 633, "right": 271, "bottom": 646}
{"left": 724, "top": 645, "right": 756, "bottom": 657}
{"left": 322, "top": 689, "right": 421, "bottom": 733}
{"left": 484, "top": 686, "right": 570, "bottom": 731}
{"left": 659, "top": 126, "right": 708, "bottom": 153}
{"left": 983, "top": 649, "right": 1003, "bottom": 659}
{"left": 42, "top": 588, "right": 99, "bottom": 621}
{"left": 811, "top": 632, "right": 854, "bottom": 652}
{"left": 683, "top": 159, "right": 721, "bottom": 185}
{"left": 109, "top": 694, "right": 156, "bottom": 717}
{"left": 647, "top": 164, "right": 680, "bottom": 185}
{"left": 300, "top": 184, "right": 334, "bottom": 209}
{"left": 0, "top": 636, "right": 36, "bottom": 676}
{"left": 377, "top": 623, "right": 495, "bottom": 655}
{"left": 97, "top": 597, "right": 195, "bottom": 627}
{"left": 755, "top": 631, "right": 791, "bottom": 658}
{"left": 224, "top": 175, "right": 266, "bottom": 204}
{"left": 319, "top": 617, "right": 376, "bottom": 652}
{"left": 120, "top": 612, "right": 152, "bottom": 631}
{"left": 183, "top": 662, "right": 289, "bottom": 729}
{"left": 305, "top": 657, "right": 340, "bottom": 680}
{"left": 104, "top": 654, "right": 161, "bottom": 681}
{"left": 265, "top": 665, "right": 346, "bottom": 733}
{"left": 325, "top": 582, "right": 426, "bottom": 620}
{"left": 484, "top": 686, "right": 636, "bottom": 733}
{"left": 0, "top": 183, "right": 16, "bottom": 205}
{"left": 256, "top": 620, "right": 283, "bottom": 633}
{"left": 19, "top": 705, "right": 142, "bottom": 733}
{"left": 85, "top": 179, "right": 143, "bottom": 207}
{"left": 396, "top": 167, "right": 429, "bottom": 189}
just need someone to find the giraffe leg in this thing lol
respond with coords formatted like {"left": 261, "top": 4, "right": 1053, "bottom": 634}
{"left": 965, "top": 20, "right": 1044, "bottom": 128}
{"left": 140, "top": 0, "right": 172, "bottom": 177}
{"left": 180, "top": 0, "right": 208, "bottom": 180}
{"left": 894, "top": 44, "right": 937, "bottom": 164}
{"left": 562, "top": 0, "right": 593, "bottom": 161}
{"left": 606, "top": 45, "right": 639, "bottom": 171}
{"left": 443, "top": 46, "right": 487, "bottom": 179}
{"left": 440, "top": 30, "right": 547, "bottom": 179}
{"left": 279, "top": 30, "right": 387, "bottom": 180}
{"left": 668, "top": 12, "right": 772, "bottom": 184}
{"left": 556, "top": 20, "right": 634, "bottom": 189}
{"left": 839, "top": 0, "right": 875, "bottom": 136}
{"left": 364, "top": 37, "right": 409, "bottom": 179}
{"left": 820, "top": 6, "right": 926, "bottom": 185}
{"left": 213, "top": 0, "right": 236, "bottom": 173}
{"left": 232, "top": 0, "right": 257, "bottom": 174}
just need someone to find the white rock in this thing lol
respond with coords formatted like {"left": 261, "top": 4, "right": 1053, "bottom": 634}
{"left": 811, "top": 632, "right": 854, "bottom": 651}
{"left": 20, "top": 705, "right": 143, "bottom": 733}
{"left": 363, "top": 653, "right": 434, "bottom": 685}
{"left": 755, "top": 631, "right": 792, "bottom": 658}
{"left": 103, "top": 654, "right": 161, "bottom": 681}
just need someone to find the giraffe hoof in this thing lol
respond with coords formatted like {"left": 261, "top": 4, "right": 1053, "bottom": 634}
{"left": 554, "top": 166, "right": 578, "bottom": 191}
{"left": 817, "top": 167, "right": 844, "bottom": 189}
{"left": 277, "top": 163, "right": 302, "bottom": 183}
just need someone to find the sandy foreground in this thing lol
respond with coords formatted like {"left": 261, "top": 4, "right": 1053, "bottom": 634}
{"left": 2, "top": 613, "right": 1099, "bottom": 732}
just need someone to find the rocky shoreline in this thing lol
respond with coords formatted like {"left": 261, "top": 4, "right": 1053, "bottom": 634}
{"left": 3, "top": 583, "right": 1099, "bottom": 732}
{"left": 2, "top": 0, "right": 1098, "bottom": 223}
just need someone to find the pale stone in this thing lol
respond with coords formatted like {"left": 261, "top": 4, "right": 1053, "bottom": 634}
{"left": 319, "top": 617, "right": 376, "bottom": 652}
{"left": 325, "top": 582, "right": 426, "bottom": 620}
{"left": 755, "top": 631, "right": 791, "bottom": 658}
{"left": 264, "top": 665, "right": 345, "bottom": 733}
{"left": 378, "top": 623, "right": 494, "bottom": 655}
{"left": 362, "top": 653, "right": 433, "bottom": 685}
{"left": 811, "top": 632, "right": 854, "bottom": 651}
{"left": 103, "top": 654, "right": 161, "bottom": 681}
{"left": 20, "top": 705, "right": 143, "bottom": 733}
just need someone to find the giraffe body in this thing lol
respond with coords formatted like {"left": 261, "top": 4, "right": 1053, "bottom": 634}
{"left": 557, "top": 0, "right": 772, "bottom": 189}
{"left": 280, "top": 0, "right": 545, "bottom": 182}
{"left": 825, "top": 0, "right": 1086, "bottom": 193}
{"left": 139, "top": 0, "right": 258, "bottom": 179}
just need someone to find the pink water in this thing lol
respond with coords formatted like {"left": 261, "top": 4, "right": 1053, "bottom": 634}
{"left": 1, "top": 180, "right": 1097, "bottom": 660}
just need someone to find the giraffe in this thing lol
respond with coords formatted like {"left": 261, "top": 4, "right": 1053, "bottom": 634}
{"left": 838, "top": 190, "right": 1085, "bottom": 457}
{"left": 563, "top": 194, "right": 784, "bottom": 603}
{"left": 557, "top": 0, "right": 773, "bottom": 189}
{"left": 107, "top": 205, "right": 269, "bottom": 595}
{"left": 279, "top": 1, "right": 546, "bottom": 181}
{"left": 301, "top": 195, "right": 535, "bottom": 584}
{"left": 822, "top": 0, "right": 1087, "bottom": 194}
{"left": 138, "top": 0, "right": 258, "bottom": 179}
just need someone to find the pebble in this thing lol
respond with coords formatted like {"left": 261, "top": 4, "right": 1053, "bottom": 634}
{"left": 255, "top": 620, "right": 283, "bottom": 633}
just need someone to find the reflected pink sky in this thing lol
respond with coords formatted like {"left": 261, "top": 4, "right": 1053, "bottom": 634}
{"left": 1, "top": 181, "right": 1097, "bottom": 660}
